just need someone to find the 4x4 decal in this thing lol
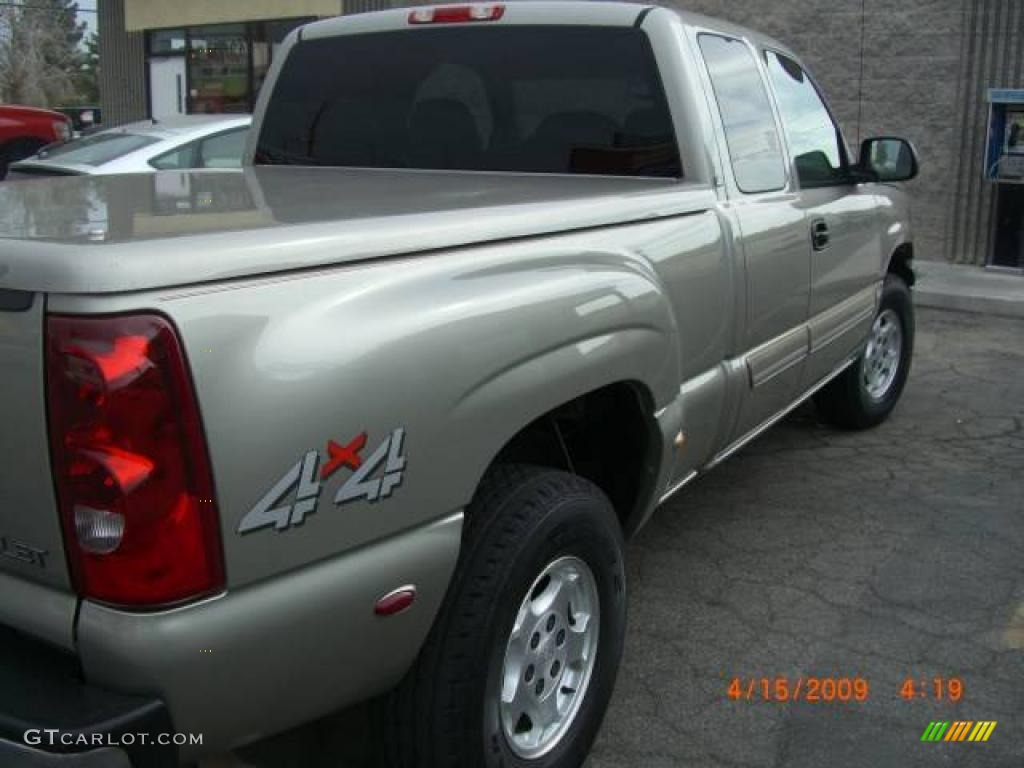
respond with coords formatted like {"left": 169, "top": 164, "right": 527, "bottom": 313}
{"left": 237, "top": 428, "right": 406, "bottom": 534}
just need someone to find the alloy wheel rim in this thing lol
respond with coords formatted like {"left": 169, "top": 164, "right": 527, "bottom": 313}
{"left": 499, "top": 555, "right": 600, "bottom": 759}
{"left": 862, "top": 308, "right": 903, "bottom": 400}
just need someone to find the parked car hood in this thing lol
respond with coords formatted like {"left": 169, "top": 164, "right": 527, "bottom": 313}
{"left": 0, "top": 167, "right": 713, "bottom": 293}
{"left": 0, "top": 104, "right": 68, "bottom": 122}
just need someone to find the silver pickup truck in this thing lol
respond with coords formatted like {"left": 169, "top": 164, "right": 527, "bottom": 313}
{"left": 0, "top": 3, "right": 918, "bottom": 767}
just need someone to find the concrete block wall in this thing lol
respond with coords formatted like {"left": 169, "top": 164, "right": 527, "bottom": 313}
{"left": 946, "top": 1, "right": 1024, "bottom": 265}
{"left": 860, "top": 0, "right": 966, "bottom": 264}
{"left": 659, "top": 0, "right": 968, "bottom": 263}
{"left": 98, "top": 0, "right": 148, "bottom": 127}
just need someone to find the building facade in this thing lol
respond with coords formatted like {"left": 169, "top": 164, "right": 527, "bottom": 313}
{"left": 98, "top": 0, "right": 1024, "bottom": 267}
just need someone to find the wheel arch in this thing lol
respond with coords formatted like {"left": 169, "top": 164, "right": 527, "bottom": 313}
{"left": 476, "top": 379, "right": 665, "bottom": 539}
{"left": 886, "top": 242, "right": 915, "bottom": 288}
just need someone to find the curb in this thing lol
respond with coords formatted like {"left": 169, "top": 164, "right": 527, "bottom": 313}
{"left": 913, "top": 262, "right": 1024, "bottom": 319}
{"left": 914, "top": 289, "right": 1024, "bottom": 319}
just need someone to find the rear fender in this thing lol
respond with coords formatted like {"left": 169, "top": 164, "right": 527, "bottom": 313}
{"left": 49, "top": 221, "right": 683, "bottom": 589}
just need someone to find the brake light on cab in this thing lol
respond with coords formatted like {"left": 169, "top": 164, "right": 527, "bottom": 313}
{"left": 46, "top": 314, "right": 224, "bottom": 608}
{"left": 408, "top": 4, "right": 505, "bottom": 24}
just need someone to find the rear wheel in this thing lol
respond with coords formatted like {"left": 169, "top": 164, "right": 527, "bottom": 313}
{"left": 815, "top": 274, "right": 914, "bottom": 429}
{"left": 388, "top": 465, "right": 627, "bottom": 768}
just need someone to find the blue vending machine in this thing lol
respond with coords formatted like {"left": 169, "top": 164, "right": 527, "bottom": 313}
{"left": 986, "top": 89, "right": 1024, "bottom": 267}
{"left": 986, "top": 89, "right": 1024, "bottom": 182}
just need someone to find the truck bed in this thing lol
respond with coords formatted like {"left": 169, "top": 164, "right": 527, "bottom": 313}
{"left": 0, "top": 167, "right": 713, "bottom": 294}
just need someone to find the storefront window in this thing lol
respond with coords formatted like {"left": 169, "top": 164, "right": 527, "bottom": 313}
{"left": 147, "top": 18, "right": 316, "bottom": 117}
{"left": 149, "top": 28, "right": 186, "bottom": 55}
{"left": 251, "top": 25, "right": 271, "bottom": 103}
{"left": 188, "top": 24, "right": 251, "bottom": 114}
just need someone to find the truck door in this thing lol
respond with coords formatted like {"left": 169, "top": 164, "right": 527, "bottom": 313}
{"left": 763, "top": 50, "right": 882, "bottom": 387}
{"left": 697, "top": 33, "right": 812, "bottom": 441}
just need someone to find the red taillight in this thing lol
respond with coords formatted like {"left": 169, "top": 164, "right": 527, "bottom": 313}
{"left": 408, "top": 4, "right": 505, "bottom": 24}
{"left": 46, "top": 314, "right": 224, "bottom": 608}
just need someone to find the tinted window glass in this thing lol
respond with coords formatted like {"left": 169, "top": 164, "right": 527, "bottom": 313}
{"left": 199, "top": 128, "right": 247, "bottom": 168}
{"left": 698, "top": 34, "right": 786, "bottom": 193}
{"left": 255, "top": 27, "right": 681, "bottom": 177}
{"left": 189, "top": 24, "right": 250, "bottom": 114}
{"left": 765, "top": 51, "right": 846, "bottom": 187}
{"left": 150, "top": 144, "right": 195, "bottom": 170}
{"left": 35, "top": 133, "right": 160, "bottom": 166}
{"left": 149, "top": 29, "right": 186, "bottom": 55}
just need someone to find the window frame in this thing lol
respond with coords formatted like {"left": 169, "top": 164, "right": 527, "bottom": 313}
{"left": 762, "top": 47, "right": 855, "bottom": 190}
{"left": 695, "top": 32, "right": 791, "bottom": 196}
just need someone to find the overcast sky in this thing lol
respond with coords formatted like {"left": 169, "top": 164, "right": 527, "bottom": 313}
{"left": 79, "top": 1, "right": 97, "bottom": 38}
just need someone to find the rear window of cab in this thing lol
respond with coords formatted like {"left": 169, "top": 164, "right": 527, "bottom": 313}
{"left": 255, "top": 26, "right": 682, "bottom": 178}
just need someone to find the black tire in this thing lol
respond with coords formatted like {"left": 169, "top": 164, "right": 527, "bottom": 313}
{"left": 0, "top": 138, "right": 45, "bottom": 180}
{"left": 815, "top": 273, "right": 914, "bottom": 429}
{"left": 387, "top": 465, "right": 627, "bottom": 768}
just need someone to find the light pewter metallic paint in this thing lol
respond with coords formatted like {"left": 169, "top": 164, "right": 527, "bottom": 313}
{"left": 0, "top": 2, "right": 914, "bottom": 758}
{"left": 78, "top": 513, "right": 463, "bottom": 758}
{"left": 0, "top": 296, "right": 69, "bottom": 589}
{"left": 0, "top": 169, "right": 710, "bottom": 293}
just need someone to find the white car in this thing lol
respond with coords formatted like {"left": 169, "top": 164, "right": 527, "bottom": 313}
{"left": 5, "top": 115, "right": 251, "bottom": 179}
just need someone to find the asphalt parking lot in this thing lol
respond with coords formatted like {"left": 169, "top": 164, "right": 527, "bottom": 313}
{"left": 228, "top": 306, "right": 1024, "bottom": 768}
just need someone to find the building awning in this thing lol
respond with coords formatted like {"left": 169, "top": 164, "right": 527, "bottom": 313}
{"left": 124, "top": 0, "right": 343, "bottom": 31}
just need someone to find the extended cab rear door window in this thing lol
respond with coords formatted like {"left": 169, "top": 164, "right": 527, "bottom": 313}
{"left": 698, "top": 34, "right": 787, "bottom": 194}
{"left": 764, "top": 51, "right": 848, "bottom": 188}
{"left": 255, "top": 26, "right": 682, "bottom": 178}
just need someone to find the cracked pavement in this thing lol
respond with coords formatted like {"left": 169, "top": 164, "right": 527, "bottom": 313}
{"left": 227, "top": 307, "right": 1024, "bottom": 768}
{"left": 591, "top": 307, "right": 1024, "bottom": 768}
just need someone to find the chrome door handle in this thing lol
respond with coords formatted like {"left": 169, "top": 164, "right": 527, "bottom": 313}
{"left": 811, "top": 219, "right": 830, "bottom": 251}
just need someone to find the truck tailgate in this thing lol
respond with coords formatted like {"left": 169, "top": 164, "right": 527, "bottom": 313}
{"left": 0, "top": 291, "right": 71, "bottom": 591}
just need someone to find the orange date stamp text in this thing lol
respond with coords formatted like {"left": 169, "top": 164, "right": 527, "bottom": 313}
{"left": 727, "top": 676, "right": 870, "bottom": 703}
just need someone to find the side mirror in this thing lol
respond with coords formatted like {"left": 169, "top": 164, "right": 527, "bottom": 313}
{"left": 858, "top": 137, "right": 919, "bottom": 182}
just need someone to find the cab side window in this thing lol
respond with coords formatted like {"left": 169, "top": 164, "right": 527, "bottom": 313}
{"left": 698, "top": 34, "right": 787, "bottom": 194}
{"left": 765, "top": 51, "right": 847, "bottom": 188}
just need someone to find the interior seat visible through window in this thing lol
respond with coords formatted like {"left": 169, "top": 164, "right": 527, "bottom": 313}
{"left": 523, "top": 111, "right": 620, "bottom": 173}
{"left": 620, "top": 108, "right": 674, "bottom": 147}
{"left": 407, "top": 98, "right": 484, "bottom": 170}
{"left": 255, "top": 26, "right": 682, "bottom": 178}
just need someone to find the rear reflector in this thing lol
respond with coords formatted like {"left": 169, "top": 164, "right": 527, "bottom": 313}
{"left": 374, "top": 586, "right": 417, "bottom": 616}
{"left": 408, "top": 4, "right": 505, "bottom": 24}
{"left": 46, "top": 314, "right": 224, "bottom": 608}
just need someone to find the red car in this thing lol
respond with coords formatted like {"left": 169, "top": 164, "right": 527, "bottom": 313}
{"left": 0, "top": 105, "right": 72, "bottom": 179}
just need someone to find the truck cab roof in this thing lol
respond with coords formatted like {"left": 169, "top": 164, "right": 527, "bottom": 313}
{"left": 297, "top": 1, "right": 795, "bottom": 60}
